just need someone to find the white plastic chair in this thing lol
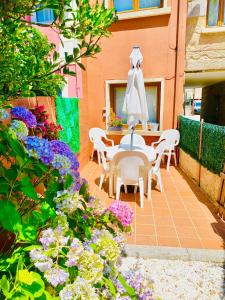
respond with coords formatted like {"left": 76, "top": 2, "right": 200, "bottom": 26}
{"left": 113, "top": 151, "right": 150, "bottom": 208}
{"left": 148, "top": 140, "right": 167, "bottom": 199}
{"left": 151, "top": 129, "right": 180, "bottom": 171}
{"left": 89, "top": 128, "right": 114, "bottom": 165}
{"left": 96, "top": 140, "right": 110, "bottom": 190}
{"left": 120, "top": 134, "right": 146, "bottom": 146}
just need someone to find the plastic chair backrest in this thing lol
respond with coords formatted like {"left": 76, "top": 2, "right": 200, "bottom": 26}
{"left": 111, "top": 151, "right": 149, "bottom": 185}
{"left": 120, "top": 134, "right": 146, "bottom": 146}
{"left": 94, "top": 139, "right": 108, "bottom": 169}
{"left": 154, "top": 140, "right": 167, "bottom": 171}
{"left": 89, "top": 127, "right": 106, "bottom": 143}
{"left": 160, "top": 129, "right": 180, "bottom": 149}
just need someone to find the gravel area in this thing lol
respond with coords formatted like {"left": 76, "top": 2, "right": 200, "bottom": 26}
{"left": 120, "top": 257, "right": 225, "bottom": 300}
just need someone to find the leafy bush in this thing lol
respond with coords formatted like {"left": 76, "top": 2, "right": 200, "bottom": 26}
{"left": 179, "top": 116, "right": 225, "bottom": 174}
{"left": 0, "top": 107, "right": 157, "bottom": 299}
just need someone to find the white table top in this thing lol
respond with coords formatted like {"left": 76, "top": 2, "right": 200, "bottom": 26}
{"left": 106, "top": 144, "right": 156, "bottom": 162}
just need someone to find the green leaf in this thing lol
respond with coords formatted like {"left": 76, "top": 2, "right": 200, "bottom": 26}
{"left": 0, "top": 275, "right": 10, "bottom": 297}
{"left": 21, "top": 177, "right": 38, "bottom": 200}
{"left": 0, "top": 201, "right": 21, "bottom": 233}
{"left": 64, "top": 174, "right": 73, "bottom": 189}
{"left": 0, "top": 177, "right": 10, "bottom": 194}
{"left": 103, "top": 277, "right": 116, "bottom": 297}
{"left": 77, "top": 62, "right": 85, "bottom": 70}
{"left": 118, "top": 274, "right": 137, "bottom": 298}
{"left": 19, "top": 271, "right": 45, "bottom": 298}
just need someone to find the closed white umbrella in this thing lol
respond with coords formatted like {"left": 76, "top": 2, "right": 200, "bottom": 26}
{"left": 122, "top": 47, "right": 148, "bottom": 131}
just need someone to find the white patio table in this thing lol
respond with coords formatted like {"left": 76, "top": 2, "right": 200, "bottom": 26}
{"left": 106, "top": 144, "right": 156, "bottom": 197}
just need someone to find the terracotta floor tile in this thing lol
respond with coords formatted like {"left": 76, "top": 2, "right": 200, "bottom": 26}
{"left": 136, "top": 235, "right": 157, "bottom": 245}
{"left": 136, "top": 224, "right": 155, "bottom": 235}
{"left": 152, "top": 208, "right": 171, "bottom": 217}
{"left": 200, "top": 238, "right": 224, "bottom": 249}
{"left": 156, "top": 226, "right": 177, "bottom": 237}
{"left": 81, "top": 162, "right": 222, "bottom": 250}
{"left": 179, "top": 238, "right": 203, "bottom": 248}
{"left": 154, "top": 215, "right": 174, "bottom": 227}
{"left": 136, "top": 206, "right": 152, "bottom": 215}
{"left": 136, "top": 214, "right": 154, "bottom": 225}
{"left": 176, "top": 226, "right": 198, "bottom": 239}
{"left": 173, "top": 217, "right": 193, "bottom": 227}
{"left": 157, "top": 237, "right": 180, "bottom": 247}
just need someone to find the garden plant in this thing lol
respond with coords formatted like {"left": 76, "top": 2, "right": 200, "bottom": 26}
{"left": 0, "top": 1, "right": 158, "bottom": 299}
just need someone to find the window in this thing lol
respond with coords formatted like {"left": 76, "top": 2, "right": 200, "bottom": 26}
{"left": 113, "top": 0, "right": 162, "bottom": 13}
{"left": 207, "top": 0, "right": 225, "bottom": 26}
{"left": 109, "top": 82, "right": 160, "bottom": 125}
{"left": 31, "top": 8, "right": 55, "bottom": 24}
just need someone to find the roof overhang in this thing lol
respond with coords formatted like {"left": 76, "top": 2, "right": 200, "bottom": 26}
{"left": 185, "top": 70, "right": 225, "bottom": 87}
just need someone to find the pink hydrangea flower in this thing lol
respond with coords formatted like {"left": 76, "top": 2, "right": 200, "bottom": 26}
{"left": 109, "top": 201, "right": 134, "bottom": 227}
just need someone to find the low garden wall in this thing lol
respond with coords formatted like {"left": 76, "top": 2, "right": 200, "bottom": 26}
{"left": 179, "top": 116, "right": 225, "bottom": 203}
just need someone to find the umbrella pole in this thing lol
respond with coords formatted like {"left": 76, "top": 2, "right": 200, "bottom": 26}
{"left": 130, "top": 126, "right": 134, "bottom": 150}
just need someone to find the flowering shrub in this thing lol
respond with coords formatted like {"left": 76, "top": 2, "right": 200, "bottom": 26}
{"left": 10, "top": 120, "right": 28, "bottom": 140}
{"left": 0, "top": 108, "right": 9, "bottom": 121}
{"left": 31, "top": 105, "right": 62, "bottom": 140}
{"left": 109, "top": 200, "right": 134, "bottom": 228}
{"left": 0, "top": 106, "right": 158, "bottom": 300}
{"left": 11, "top": 106, "right": 37, "bottom": 128}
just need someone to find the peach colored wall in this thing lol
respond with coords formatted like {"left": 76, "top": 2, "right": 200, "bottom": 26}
{"left": 81, "top": 0, "right": 187, "bottom": 151}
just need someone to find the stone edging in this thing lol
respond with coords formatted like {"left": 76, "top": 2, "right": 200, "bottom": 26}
{"left": 125, "top": 244, "right": 225, "bottom": 264}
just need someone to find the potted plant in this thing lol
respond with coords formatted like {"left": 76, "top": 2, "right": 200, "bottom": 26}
{"left": 108, "top": 116, "right": 124, "bottom": 131}
{"left": 108, "top": 109, "right": 124, "bottom": 131}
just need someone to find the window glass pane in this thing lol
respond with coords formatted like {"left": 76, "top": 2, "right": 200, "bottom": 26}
{"left": 207, "top": 0, "right": 219, "bottom": 26}
{"left": 114, "top": 0, "right": 133, "bottom": 12}
{"left": 113, "top": 85, "right": 158, "bottom": 124}
{"left": 36, "top": 8, "right": 55, "bottom": 24}
{"left": 139, "top": 0, "right": 161, "bottom": 9}
{"left": 146, "top": 86, "right": 158, "bottom": 123}
{"left": 115, "top": 87, "right": 128, "bottom": 122}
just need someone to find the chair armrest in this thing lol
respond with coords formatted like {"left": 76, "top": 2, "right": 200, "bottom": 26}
{"left": 105, "top": 137, "right": 114, "bottom": 146}
{"left": 151, "top": 141, "right": 159, "bottom": 147}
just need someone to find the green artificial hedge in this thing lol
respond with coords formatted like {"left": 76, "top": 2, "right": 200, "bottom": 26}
{"left": 201, "top": 122, "right": 225, "bottom": 174}
{"left": 179, "top": 116, "right": 225, "bottom": 174}
{"left": 179, "top": 116, "right": 200, "bottom": 161}
{"left": 55, "top": 97, "right": 80, "bottom": 153}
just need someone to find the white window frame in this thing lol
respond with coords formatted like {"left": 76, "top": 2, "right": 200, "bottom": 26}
{"left": 105, "top": 78, "right": 165, "bottom": 131}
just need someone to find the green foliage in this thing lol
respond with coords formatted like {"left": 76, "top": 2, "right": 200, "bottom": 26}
{"left": 201, "top": 122, "right": 225, "bottom": 174}
{"left": 0, "top": 0, "right": 116, "bottom": 104}
{"left": 179, "top": 116, "right": 200, "bottom": 161}
{"left": 0, "top": 122, "right": 62, "bottom": 249}
{"left": 55, "top": 97, "right": 80, "bottom": 153}
{"left": 0, "top": 24, "right": 65, "bottom": 102}
{"left": 179, "top": 116, "right": 225, "bottom": 174}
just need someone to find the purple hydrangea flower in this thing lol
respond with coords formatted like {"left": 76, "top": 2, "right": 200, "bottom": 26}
{"left": 11, "top": 106, "right": 37, "bottom": 128}
{"left": 26, "top": 136, "right": 54, "bottom": 165}
{"left": 50, "top": 140, "right": 79, "bottom": 171}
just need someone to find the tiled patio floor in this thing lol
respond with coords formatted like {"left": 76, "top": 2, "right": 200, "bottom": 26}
{"left": 81, "top": 160, "right": 225, "bottom": 250}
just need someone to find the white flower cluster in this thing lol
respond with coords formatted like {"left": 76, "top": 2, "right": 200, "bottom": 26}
{"left": 59, "top": 277, "right": 99, "bottom": 300}
{"left": 54, "top": 190, "right": 82, "bottom": 214}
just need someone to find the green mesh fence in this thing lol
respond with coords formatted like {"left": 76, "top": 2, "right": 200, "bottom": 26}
{"left": 179, "top": 116, "right": 225, "bottom": 174}
{"left": 179, "top": 116, "right": 200, "bottom": 161}
{"left": 55, "top": 97, "right": 80, "bottom": 153}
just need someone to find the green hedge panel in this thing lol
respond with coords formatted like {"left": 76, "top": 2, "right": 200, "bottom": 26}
{"left": 179, "top": 116, "right": 225, "bottom": 174}
{"left": 201, "top": 122, "right": 225, "bottom": 174}
{"left": 179, "top": 116, "right": 200, "bottom": 161}
{"left": 55, "top": 97, "right": 80, "bottom": 153}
